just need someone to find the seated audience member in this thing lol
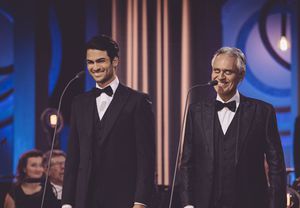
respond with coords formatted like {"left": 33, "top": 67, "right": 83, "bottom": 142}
{"left": 43, "top": 149, "right": 66, "bottom": 202}
{"left": 4, "top": 149, "right": 58, "bottom": 208}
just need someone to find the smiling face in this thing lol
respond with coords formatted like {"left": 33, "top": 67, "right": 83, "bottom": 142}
{"left": 211, "top": 54, "right": 244, "bottom": 102}
{"left": 24, "top": 157, "right": 44, "bottom": 179}
{"left": 86, "top": 49, "right": 119, "bottom": 88}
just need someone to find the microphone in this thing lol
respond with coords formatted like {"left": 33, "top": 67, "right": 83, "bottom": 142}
{"left": 189, "top": 79, "right": 218, "bottom": 90}
{"left": 208, "top": 79, "right": 218, "bottom": 86}
{"left": 40, "top": 71, "right": 85, "bottom": 208}
{"left": 168, "top": 80, "right": 217, "bottom": 208}
{"left": 75, "top": 71, "right": 85, "bottom": 79}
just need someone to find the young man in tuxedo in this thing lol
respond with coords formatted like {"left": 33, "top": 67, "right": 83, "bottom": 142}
{"left": 180, "top": 47, "right": 286, "bottom": 208}
{"left": 62, "top": 35, "right": 155, "bottom": 208}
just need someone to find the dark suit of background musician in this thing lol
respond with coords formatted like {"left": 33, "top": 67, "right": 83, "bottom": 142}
{"left": 294, "top": 116, "right": 300, "bottom": 178}
{"left": 62, "top": 35, "right": 155, "bottom": 208}
{"left": 180, "top": 47, "right": 286, "bottom": 208}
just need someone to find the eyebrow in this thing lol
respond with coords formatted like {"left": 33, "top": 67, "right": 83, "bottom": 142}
{"left": 213, "top": 68, "right": 234, "bottom": 71}
{"left": 86, "top": 58, "right": 106, "bottom": 62}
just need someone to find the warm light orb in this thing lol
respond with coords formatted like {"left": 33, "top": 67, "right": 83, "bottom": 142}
{"left": 278, "top": 36, "right": 289, "bottom": 51}
{"left": 49, "top": 114, "right": 58, "bottom": 127}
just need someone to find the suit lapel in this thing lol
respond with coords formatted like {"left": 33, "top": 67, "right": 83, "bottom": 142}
{"left": 201, "top": 99, "right": 215, "bottom": 159}
{"left": 236, "top": 95, "right": 256, "bottom": 164}
{"left": 99, "top": 84, "right": 130, "bottom": 147}
{"left": 200, "top": 94, "right": 256, "bottom": 163}
{"left": 76, "top": 91, "right": 96, "bottom": 204}
{"left": 82, "top": 91, "right": 97, "bottom": 148}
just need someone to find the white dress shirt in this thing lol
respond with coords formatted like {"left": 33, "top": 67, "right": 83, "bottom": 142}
{"left": 51, "top": 182, "right": 63, "bottom": 200}
{"left": 183, "top": 91, "right": 240, "bottom": 208}
{"left": 96, "top": 77, "right": 119, "bottom": 120}
{"left": 216, "top": 90, "right": 240, "bottom": 134}
{"left": 62, "top": 77, "right": 146, "bottom": 208}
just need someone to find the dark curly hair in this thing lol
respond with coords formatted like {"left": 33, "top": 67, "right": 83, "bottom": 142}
{"left": 16, "top": 149, "right": 44, "bottom": 184}
{"left": 85, "top": 34, "right": 119, "bottom": 62}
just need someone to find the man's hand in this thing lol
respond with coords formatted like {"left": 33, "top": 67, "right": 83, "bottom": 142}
{"left": 132, "top": 204, "right": 146, "bottom": 208}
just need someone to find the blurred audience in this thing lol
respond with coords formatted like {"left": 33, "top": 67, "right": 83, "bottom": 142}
{"left": 43, "top": 149, "right": 66, "bottom": 203}
{"left": 3, "top": 149, "right": 59, "bottom": 208}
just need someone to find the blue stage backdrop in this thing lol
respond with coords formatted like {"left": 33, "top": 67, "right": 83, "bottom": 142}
{"left": 0, "top": 8, "right": 14, "bottom": 176}
{"left": 222, "top": 0, "right": 298, "bottom": 182}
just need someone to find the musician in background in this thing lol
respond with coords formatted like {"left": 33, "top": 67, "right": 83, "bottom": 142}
{"left": 43, "top": 149, "right": 66, "bottom": 203}
{"left": 4, "top": 149, "right": 58, "bottom": 208}
{"left": 294, "top": 116, "right": 300, "bottom": 178}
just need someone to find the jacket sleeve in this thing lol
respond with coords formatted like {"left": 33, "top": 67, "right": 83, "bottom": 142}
{"left": 179, "top": 106, "right": 194, "bottom": 206}
{"left": 265, "top": 106, "right": 286, "bottom": 208}
{"left": 133, "top": 94, "right": 156, "bottom": 205}
{"left": 62, "top": 99, "right": 80, "bottom": 206}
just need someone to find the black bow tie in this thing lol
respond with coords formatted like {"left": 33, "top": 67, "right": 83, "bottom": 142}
{"left": 215, "top": 100, "right": 236, "bottom": 112}
{"left": 92, "top": 86, "right": 113, "bottom": 97}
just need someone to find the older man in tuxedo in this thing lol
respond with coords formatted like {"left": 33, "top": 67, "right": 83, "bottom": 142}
{"left": 62, "top": 35, "right": 155, "bottom": 208}
{"left": 180, "top": 47, "right": 286, "bottom": 208}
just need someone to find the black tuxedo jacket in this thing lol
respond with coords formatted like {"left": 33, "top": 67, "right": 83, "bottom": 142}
{"left": 62, "top": 84, "right": 155, "bottom": 208}
{"left": 179, "top": 94, "right": 286, "bottom": 208}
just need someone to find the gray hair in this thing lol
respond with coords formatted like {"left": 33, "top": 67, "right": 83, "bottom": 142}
{"left": 211, "top": 47, "right": 246, "bottom": 75}
{"left": 43, "top": 149, "right": 66, "bottom": 167}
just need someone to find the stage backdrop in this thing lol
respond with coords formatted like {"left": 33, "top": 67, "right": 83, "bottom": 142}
{"left": 0, "top": 0, "right": 299, "bottom": 188}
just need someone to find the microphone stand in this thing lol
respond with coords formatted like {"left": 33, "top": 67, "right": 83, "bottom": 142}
{"left": 168, "top": 80, "right": 218, "bottom": 208}
{"left": 40, "top": 71, "right": 85, "bottom": 208}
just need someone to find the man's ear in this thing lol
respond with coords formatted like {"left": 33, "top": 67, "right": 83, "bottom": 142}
{"left": 112, "top": 57, "right": 119, "bottom": 67}
{"left": 239, "top": 71, "right": 245, "bottom": 81}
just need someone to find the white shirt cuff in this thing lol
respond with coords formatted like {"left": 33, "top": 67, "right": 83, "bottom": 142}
{"left": 184, "top": 206, "right": 194, "bottom": 208}
{"left": 63, "top": 203, "right": 145, "bottom": 208}
{"left": 62, "top": 204, "right": 72, "bottom": 208}
{"left": 62, "top": 202, "right": 146, "bottom": 208}
{"left": 134, "top": 202, "right": 147, "bottom": 207}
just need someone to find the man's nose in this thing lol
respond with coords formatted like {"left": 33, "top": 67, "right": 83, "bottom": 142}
{"left": 218, "top": 71, "right": 226, "bottom": 79}
{"left": 91, "top": 62, "right": 100, "bottom": 70}
{"left": 93, "top": 63, "right": 99, "bottom": 69}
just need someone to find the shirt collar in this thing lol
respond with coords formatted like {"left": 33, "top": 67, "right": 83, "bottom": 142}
{"left": 96, "top": 77, "right": 119, "bottom": 94}
{"left": 216, "top": 90, "right": 240, "bottom": 105}
{"left": 51, "top": 182, "right": 62, "bottom": 190}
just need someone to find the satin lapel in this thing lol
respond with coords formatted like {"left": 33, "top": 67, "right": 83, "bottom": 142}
{"left": 99, "top": 84, "right": 130, "bottom": 147}
{"left": 236, "top": 95, "right": 256, "bottom": 164}
{"left": 201, "top": 99, "right": 215, "bottom": 159}
{"left": 81, "top": 92, "right": 96, "bottom": 150}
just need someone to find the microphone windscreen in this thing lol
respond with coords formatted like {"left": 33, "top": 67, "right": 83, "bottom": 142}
{"left": 75, "top": 71, "right": 85, "bottom": 78}
{"left": 208, "top": 80, "right": 218, "bottom": 86}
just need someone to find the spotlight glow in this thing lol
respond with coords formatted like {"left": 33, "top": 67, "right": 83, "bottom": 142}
{"left": 278, "top": 36, "right": 289, "bottom": 51}
{"left": 49, "top": 114, "right": 58, "bottom": 127}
